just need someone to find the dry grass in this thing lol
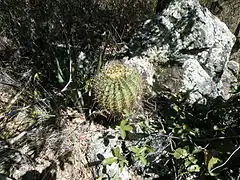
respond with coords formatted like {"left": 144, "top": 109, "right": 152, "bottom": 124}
{"left": 54, "top": 108, "right": 95, "bottom": 180}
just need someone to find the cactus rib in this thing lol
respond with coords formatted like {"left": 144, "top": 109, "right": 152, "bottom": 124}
{"left": 93, "top": 61, "right": 143, "bottom": 114}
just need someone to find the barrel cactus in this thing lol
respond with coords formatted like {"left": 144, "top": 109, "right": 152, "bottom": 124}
{"left": 93, "top": 61, "right": 144, "bottom": 114}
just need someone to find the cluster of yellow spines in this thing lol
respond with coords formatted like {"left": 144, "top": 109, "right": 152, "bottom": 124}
{"left": 105, "top": 63, "right": 126, "bottom": 79}
{"left": 93, "top": 61, "right": 143, "bottom": 114}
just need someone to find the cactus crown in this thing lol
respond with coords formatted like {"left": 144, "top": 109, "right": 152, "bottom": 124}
{"left": 93, "top": 61, "right": 144, "bottom": 115}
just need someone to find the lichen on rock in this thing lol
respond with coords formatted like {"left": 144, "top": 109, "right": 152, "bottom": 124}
{"left": 126, "top": 0, "right": 238, "bottom": 103}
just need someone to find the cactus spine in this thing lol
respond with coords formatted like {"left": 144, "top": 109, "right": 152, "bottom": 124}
{"left": 93, "top": 61, "right": 143, "bottom": 114}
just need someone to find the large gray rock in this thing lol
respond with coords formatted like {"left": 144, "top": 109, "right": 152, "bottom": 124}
{"left": 124, "top": 0, "right": 238, "bottom": 103}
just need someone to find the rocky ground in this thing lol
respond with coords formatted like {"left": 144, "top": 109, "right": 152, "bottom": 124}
{"left": 0, "top": 0, "right": 239, "bottom": 180}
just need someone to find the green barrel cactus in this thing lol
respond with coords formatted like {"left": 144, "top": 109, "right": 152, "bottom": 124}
{"left": 93, "top": 61, "right": 144, "bottom": 114}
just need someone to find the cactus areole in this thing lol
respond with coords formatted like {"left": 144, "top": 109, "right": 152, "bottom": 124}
{"left": 93, "top": 61, "right": 144, "bottom": 114}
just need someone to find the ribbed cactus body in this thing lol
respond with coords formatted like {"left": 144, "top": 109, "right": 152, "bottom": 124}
{"left": 93, "top": 61, "right": 143, "bottom": 114}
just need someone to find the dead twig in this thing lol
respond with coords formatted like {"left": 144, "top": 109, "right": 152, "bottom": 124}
{"left": 209, "top": 145, "right": 240, "bottom": 174}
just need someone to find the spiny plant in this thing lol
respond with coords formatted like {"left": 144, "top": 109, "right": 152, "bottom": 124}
{"left": 93, "top": 61, "right": 144, "bottom": 115}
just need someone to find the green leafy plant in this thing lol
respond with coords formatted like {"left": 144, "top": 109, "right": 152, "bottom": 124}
{"left": 116, "top": 119, "right": 133, "bottom": 139}
{"left": 172, "top": 146, "right": 201, "bottom": 174}
{"left": 131, "top": 145, "right": 153, "bottom": 165}
{"left": 208, "top": 156, "right": 222, "bottom": 176}
{"left": 102, "top": 147, "right": 128, "bottom": 172}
